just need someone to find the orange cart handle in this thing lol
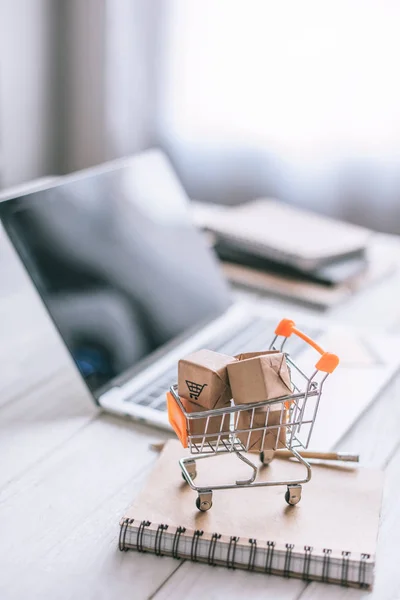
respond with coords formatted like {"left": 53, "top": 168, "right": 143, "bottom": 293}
{"left": 275, "top": 318, "right": 339, "bottom": 374}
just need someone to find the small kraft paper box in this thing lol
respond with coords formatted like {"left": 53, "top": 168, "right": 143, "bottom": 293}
{"left": 227, "top": 351, "right": 292, "bottom": 452}
{"left": 178, "top": 349, "right": 237, "bottom": 443}
{"left": 235, "top": 406, "right": 288, "bottom": 452}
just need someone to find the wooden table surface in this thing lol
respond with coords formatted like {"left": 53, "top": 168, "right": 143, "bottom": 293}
{"left": 1, "top": 228, "right": 400, "bottom": 600}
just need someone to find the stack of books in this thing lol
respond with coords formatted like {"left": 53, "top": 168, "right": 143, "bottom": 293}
{"left": 192, "top": 199, "right": 396, "bottom": 308}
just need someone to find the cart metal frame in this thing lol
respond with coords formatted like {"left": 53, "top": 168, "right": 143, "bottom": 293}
{"left": 167, "top": 318, "right": 339, "bottom": 510}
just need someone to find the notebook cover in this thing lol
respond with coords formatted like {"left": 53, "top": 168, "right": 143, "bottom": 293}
{"left": 123, "top": 440, "right": 383, "bottom": 559}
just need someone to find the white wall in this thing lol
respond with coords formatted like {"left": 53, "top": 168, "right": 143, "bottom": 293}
{"left": 0, "top": 0, "right": 58, "bottom": 187}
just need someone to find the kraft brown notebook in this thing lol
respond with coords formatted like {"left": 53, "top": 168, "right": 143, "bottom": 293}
{"left": 119, "top": 441, "right": 383, "bottom": 589}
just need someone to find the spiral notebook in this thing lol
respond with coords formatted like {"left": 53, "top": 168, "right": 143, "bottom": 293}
{"left": 119, "top": 441, "right": 383, "bottom": 589}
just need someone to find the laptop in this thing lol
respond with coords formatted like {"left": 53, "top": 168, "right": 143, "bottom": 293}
{"left": 0, "top": 149, "right": 399, "bottom": 443}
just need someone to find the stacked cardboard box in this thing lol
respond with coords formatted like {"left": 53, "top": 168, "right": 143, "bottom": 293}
{"left": 227, "top": 351, "right": 292, "bottom": 451}
{"left": 178, "top": 349, "right": 236, "bottom": 443}
{"left": 177, "top": 349, "right": 292, "bottom": 451}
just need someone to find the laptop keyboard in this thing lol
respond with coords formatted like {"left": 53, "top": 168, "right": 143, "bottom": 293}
{"left": 126, "top": 316, "right": 321, "bottom": 412}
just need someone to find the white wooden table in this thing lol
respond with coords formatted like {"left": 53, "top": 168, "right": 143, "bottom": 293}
{"left": 1, "top": 229, "right": 400, "bottom": 600}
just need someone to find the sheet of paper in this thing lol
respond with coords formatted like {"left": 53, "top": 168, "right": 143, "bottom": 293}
{"left": 294, "top": 326, "right": 400, "bottom": 449}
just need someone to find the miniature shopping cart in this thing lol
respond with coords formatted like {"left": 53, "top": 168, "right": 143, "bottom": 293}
{"left": 166, "top": 318, "right": 339, "bottom": 511}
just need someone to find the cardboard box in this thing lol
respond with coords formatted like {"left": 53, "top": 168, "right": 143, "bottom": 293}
{"left": 236, "top": 405, "right": 287, "bottom": 452}
{"left": 178, "top": 349, "right": 236, "bottom": 444}
{"left": 227, "top": 351, "right": 292, "bottom": 405}
{"left": 178, "top": 349, "right": 236, "bottom": 410}
{"left": 227, "top": 351, "right": 291, "bottom": 452}
{"left": 181, "top": 396, "right": 231, "bottom": 444}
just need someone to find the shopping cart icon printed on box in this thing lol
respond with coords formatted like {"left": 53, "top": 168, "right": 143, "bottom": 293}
{"left": 185, "top": 380, "right": 207, "bottom": 401}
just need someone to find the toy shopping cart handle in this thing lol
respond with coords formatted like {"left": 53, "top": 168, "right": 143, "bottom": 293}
{"left": 275, "top": 318, "right": 339, "bottom": 373}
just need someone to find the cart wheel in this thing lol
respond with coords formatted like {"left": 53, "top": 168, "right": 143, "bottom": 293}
{"left": 196, "top": 491, "right": 213, "bottom": 512}
{"left": 260, "top": 450, "right": 274, "bottom": 465}
{"left": 285, "top": 484, "right": 302, "bottom": 506}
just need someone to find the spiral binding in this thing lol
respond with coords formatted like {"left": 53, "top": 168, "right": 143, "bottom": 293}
{"left": 302, "top": 546, "right": 313, "bottom": 581}
{"left": 137, "top": 520, "right": 151, "bottom": 553}
{"left": 190, "top": 529, "right": 203, "bottom": 562}
{"left": 322, "top": 548, "right": 332, "bottom": 583}
{"left": 264, "top": 540, "right": 276, "bottom": 574}
{"left": 172, "top": 526, "right": 186, "bottom": 559}
{"left": 283, "top": 543, "right": 294, "bottom": 578}
{"left": 227, "top": 536, "right": 238, "bottom": 569}
{"left": 155, "top": 524, "right": 168, "bottom": 556}
{"left": 341, "top": 551, "right": 351, "bottom": 587}
{"left": 118, "top": 518, "right": 133, "bottom": 551}
{"left": 359, "top": 553, "right": 370, "bottom": 589}
{"left": 248, "top": 539, "right": 257, "bottom": 571}
{"left": 118, "top": 520, "right": 370, "bottom": 587}
{"left": 208, "top": 533, "right": 221, "bottom": 566}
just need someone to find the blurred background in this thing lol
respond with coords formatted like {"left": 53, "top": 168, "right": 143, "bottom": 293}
{"left": 1, "top": 0, "right": 400, "bottom": 233}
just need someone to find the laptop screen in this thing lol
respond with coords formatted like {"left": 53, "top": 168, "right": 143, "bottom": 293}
{"left": 0, "top": 151, "right": 231, "bottom": 393}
